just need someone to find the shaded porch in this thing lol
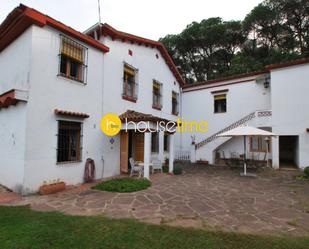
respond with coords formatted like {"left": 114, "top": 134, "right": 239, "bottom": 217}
{"left": 119, "top": 110, "right": 176, "bottom": 178}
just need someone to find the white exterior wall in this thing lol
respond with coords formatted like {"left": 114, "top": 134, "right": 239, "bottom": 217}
{"left": 0, "top": 103, "right": 27, "bottom": 192}
{"left": 101, "top": 36, "right": 181, "bottom": 122}
{"left": 271, "top": 64, "right": 309, "bottom": 169}
{"left": 0, "top": 28, "right": 32, "bottom": 192}
{"left": 100, "top": 36, "right": 181, "bottom": 166}
{"left": 181, "top": 78, "right": 271, "bottom": 163}
{"left": 22, "top": 26, "right": 108, "bottom": 193}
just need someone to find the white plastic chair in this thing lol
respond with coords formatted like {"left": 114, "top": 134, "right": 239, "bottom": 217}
{"left": 151, "top": 158, "right": 163, "bottom": 174}
{"left": 129, "top": 158, "right": 143, "bottom": 178}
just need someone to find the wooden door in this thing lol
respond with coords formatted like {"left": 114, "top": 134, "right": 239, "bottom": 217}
{"left": 135, "top": 132, "right": 144, "bottom": 161}
{"left": 120, "top": 131, "right": 129, "bottom": 173}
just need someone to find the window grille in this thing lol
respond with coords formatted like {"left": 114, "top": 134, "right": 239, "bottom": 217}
{"left": 58, "top": 35, "right": 88, "bottom": 83}
{"left": 153, "top": 80, "right": 162, "bottom": 109}
{"left": 172, "top": 91, "right": 179, "bottom": 115}
{"left": 57, "top": 121, "right": 83, "bottom": 163}
{"left": 123, "top": 63, "right": 138, "bottom": 100}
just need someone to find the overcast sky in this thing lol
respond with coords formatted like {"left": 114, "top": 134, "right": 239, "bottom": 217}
{"left": 1, "top": 0, "right": 263, "bottom": 40}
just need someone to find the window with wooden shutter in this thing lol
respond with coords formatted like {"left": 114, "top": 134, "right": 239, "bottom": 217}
{"left": 123, "top": 63, "right": 138, "bottom": 101}
{"left": 59, "top": 35, "right": 88, "bottom": 83}
{"left": 152, "top": 80, "right": 162, "bottom": 110}
{"left": 172, "top": 91, "right": 179, "bottom": 115}
{"left": 214, "top": 94, "right": 227, "bottom": 113}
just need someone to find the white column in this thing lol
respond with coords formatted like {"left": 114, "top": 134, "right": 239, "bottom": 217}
{"left": 159, "top": 131, "right": 164, "bottom": 162}
{"left": 144, "top": 132, "right": 151, "bottom": 179}
{"left": 169, "top": 134, "right": 175, "bottom": 173}
{"left": 190, "top": 143, "right": 196, "bottom": 163}
{"left": 272, "top": 136, "right": 279, "bottom": 169}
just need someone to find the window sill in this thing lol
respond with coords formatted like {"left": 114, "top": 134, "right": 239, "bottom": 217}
{"left": 57, "top": 74, "right": 86, "bottom": 85}
{"left": 57, "top": 160, "right": 82, "bottom": 165}
{"left": 122, "top": 95, "right": 137, "bottom": 103}
{"left": 152, "top": 105, "right": 162, "bottom": 111}
{"left": 250, "top": 150, "right": 268, "bottom": 153}
{"left": 214, "top": 112, "right": 227, "bottom": 114}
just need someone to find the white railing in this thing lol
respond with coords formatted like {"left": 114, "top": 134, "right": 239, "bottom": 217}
{"left": 195, "top": 110, "right": 272, "bottom": 149}
{"left": 175, "top": 151, "right": 190, "bottom": 161}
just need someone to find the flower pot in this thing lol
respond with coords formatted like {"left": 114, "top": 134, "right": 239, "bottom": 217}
{"left": 39, "top": 182, "right": 66, "bottom": 195}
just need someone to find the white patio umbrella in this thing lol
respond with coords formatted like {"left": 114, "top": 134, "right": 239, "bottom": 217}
{"left": 218, "top": 126, "right": 276, "bottom": 177}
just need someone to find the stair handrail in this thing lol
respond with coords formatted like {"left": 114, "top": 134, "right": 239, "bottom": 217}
{"left": 195, "top": 112, "right": 257, "bottom": 149}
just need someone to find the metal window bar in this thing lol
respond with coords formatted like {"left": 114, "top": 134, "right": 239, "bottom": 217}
{"left": 57, "top": 121, "right": 83, "bottom": 163}
{"left": 58, "top": 35, "right": 88, "bottom": 84}
{"left": 153, "top": 81, "right": 162, "bottom": 108}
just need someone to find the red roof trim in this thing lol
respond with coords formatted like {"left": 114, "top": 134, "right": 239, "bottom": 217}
{"left": 99, "top": 24, "right": 185, "bottom": 86}
{"left": 0, "top": 89, "right": 19, "bottom": 109}
{"left": 54, "top": 109, "right": 90, "bottom": 119}
{"left": 183, "top": 79, "right": 254, "bottom": 93}
{"left": 266, "top": 57, "right": 309, "bottom": 70}
{"left": 183, "top": 70, "right": 269, "bottom": 90}
{"left": 0, "top": 4, "right": 109, "bottom": 53}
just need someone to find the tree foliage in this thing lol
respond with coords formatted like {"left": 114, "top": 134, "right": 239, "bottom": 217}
{"left": 160, "top": 0, "right": 309, "bottom": 83}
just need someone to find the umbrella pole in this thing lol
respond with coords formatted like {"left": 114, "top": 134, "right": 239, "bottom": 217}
{"left": 244, "top": 136, "right": 247, "bottom": 175}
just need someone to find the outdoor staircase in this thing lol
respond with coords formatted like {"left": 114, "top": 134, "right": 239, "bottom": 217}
{"left": 195, "top": 110, "right": 272, "bottom": 163}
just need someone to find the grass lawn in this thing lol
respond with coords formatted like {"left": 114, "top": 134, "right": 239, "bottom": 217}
{"left": 92, "top": 178, "right": 151, "bottom": 192}
{"left": 0, "top": 206, "right": 309, "bottom": 249}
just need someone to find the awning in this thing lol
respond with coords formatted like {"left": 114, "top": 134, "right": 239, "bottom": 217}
{"left": 119, "top": 110, "right": 173, "bottom": 124}
{"left": 54, "top": 109, "right": 90, "bottom": 118}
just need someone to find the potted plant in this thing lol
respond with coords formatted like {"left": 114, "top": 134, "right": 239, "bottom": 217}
{"left": 39, "top": 179, "right": 66, "bottom": 195}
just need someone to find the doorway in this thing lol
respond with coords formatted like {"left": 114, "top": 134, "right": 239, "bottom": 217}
{"left": 120, "top": 131, "right": 144, "bottom": 173}
{"left": 279, "top": 136, "right": 298, "bottom": 168}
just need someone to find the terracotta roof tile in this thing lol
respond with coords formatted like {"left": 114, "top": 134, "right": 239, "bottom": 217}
{"left": 119, "top": 110, "right": 173, "bottom": 123}
{"left": 54, "top": 109, "right": 90, "bottom": 118}
{"left": 0, "top": 89, "right": 22, "bottom": 109}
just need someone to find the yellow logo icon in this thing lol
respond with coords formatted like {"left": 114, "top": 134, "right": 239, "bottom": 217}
{"left": 100, "top": 113, "right": 121, "bottom": 136}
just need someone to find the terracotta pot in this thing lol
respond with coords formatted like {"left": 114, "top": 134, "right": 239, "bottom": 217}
{"left": 196, "top": 160, "right": 209, "bottom": 165}
{"left": 39, "top": 182, "right": 66, "bottom": 195}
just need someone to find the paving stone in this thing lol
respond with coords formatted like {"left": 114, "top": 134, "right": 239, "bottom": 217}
{"left": 2, "top": 165, "right": 309, "bottom": 235}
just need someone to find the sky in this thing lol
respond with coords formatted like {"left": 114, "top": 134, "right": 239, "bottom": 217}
{"left": 1, "top": 0, "right": 263, "bottom": 40}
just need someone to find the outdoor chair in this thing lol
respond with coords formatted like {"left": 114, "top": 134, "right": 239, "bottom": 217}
{"left": 129, "top": 158, "right": 143, "bottom": 178}
{"left": 151, "top": 158, "right": 163, "bottom": 174}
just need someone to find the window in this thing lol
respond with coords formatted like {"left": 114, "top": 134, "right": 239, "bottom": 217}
{"left": 59, "top": 35, "right": 87, "bottom": 83}
{"left": 151, "top": 133, "right": 159, "bottom": 152}
{"left": 250, "top": 136, "right": 269, "bottom": 152}
{"left": 123, "top": 64, "right": 138, "bottom": 101}
{"left": 57, "top": 121, "right": 82, "bottom": 163}
{"left": 152, "top": 81, "right": 162, "bottom": 110}
{"left": 172, "top": 91, "right": 179, "bottom": 115}
{"left": 214, "top": 94, "right": 226, "bottom": 113}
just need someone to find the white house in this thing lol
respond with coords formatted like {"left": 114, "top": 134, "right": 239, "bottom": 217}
{"left": 181, "top": 59, "right": 309, "bottom": 170}
{"left": 0, "top": 5, "right": 183, "bottom": 194}
{"left": 1, "top": 5, "right": 309, "bottom": 194}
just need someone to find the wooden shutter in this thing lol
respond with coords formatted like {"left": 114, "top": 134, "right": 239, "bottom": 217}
{"left": 61, "top": 37, "right": 84, "bottom": 63}
{"left": 120, "top": 131, "right": 129, "bottom": 173}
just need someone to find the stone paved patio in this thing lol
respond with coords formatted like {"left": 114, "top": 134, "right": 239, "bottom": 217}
{"left": 3, "top": 165, "right": 309, "bottom": 235}
{"left": 0, "top": 184, "right": 20, "bottom": 204}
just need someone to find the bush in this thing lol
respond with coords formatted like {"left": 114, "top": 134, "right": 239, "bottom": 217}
{"left": 162, "top": 166, "right": 169, "bottom": 173}
{"left": 173, "top": 164, "right": 183, "bottom": 175}
{"left": 92, "top": 178, "right": 151, "bottom": 193}
{"left": 304, "top": 166, "right": 309, "bottom": 178}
